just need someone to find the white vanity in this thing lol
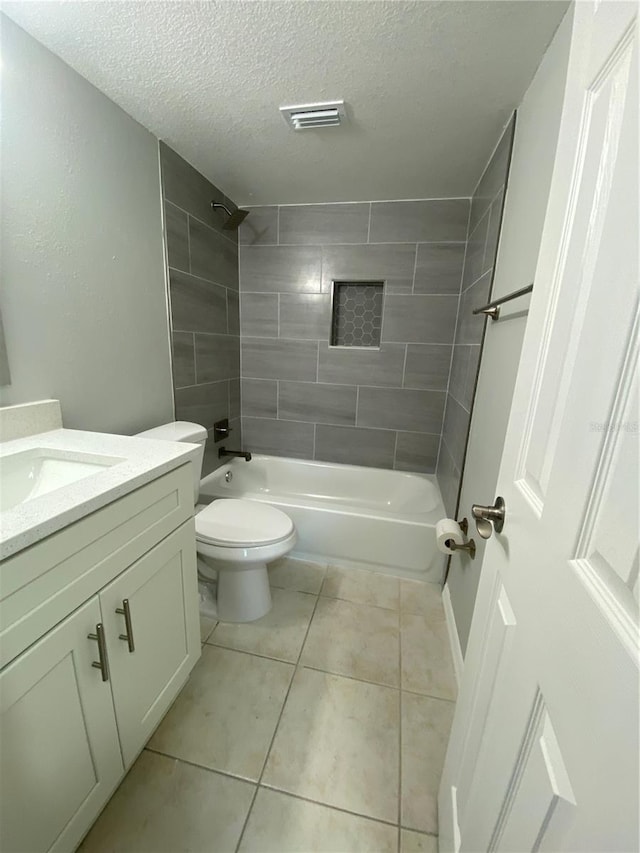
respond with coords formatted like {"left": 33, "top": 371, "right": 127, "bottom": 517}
{"left": 0, "top": 401, "right": 201, "bottom": 853}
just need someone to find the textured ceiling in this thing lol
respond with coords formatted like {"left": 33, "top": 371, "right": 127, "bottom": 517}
{"left": 2, "top": 1, "right": 569, "bottom": 204}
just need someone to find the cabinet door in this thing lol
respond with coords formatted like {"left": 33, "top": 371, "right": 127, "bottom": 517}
{"left": 100, "top": 520, "right": 200, "bottom": 767}
{"left": 0, "top": 597, "right": 123, "bottom": 853}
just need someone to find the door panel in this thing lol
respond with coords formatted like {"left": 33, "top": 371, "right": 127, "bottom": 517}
{"left": 0, "top": 597, "right": 122, "bottom": 853}
{"left": 440, "top": 3, "right": 639, "bottom": 851}
{"left": 100, "top": 520, "right": 199, "bottom": 767}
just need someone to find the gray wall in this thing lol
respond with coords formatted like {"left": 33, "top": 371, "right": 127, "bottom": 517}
{"left": 238, "top": 200, "right": 469, "bottom": 470}
{"left": 437, "top": 120, "right": 515, "bottom": 516}
{"left": 447, "top": 7, "right": 572, "bottom": 655}
{"left": 0, "top": 15, "right": 174, "bottom": 434}
{"left": 159, "top": 143, "right": 241, "bottom": 475}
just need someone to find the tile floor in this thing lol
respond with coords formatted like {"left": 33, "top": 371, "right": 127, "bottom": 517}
{"left": 80, "top": 559, "right": 456, "bottom": 853}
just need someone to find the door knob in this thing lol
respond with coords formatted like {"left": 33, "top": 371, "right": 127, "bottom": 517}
{"left": 471, "top": 496, "right": 506, "bottom": 539}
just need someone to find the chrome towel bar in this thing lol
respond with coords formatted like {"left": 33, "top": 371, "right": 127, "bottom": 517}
{"left": 473, "top": 283, "right": 534, "bottom": 320}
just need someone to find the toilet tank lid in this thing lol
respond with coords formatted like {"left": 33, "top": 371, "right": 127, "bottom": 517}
{"left": 137, "top": 421, "right": 208, "bottom": 444}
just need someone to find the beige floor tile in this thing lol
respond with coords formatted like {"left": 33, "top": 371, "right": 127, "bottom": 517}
{"left": 322, "top": 565, "right": 400, "bottom": 610}
{"left": 79, "top": 750, "right": 254, "bottom": 853}
{"left": 269, "top": 556, "right": 327, "bottom": 593}
{"left": 199, "top": 614, "right": 217, "bottom": 643}
{"left": 401, "top": 692, "right": 453, "bottom": 834}
{"left": 301, "top": 597, "right": 400, "bottom": 687}
{"left": 401, "top": 611, "right": 457, "bottom": 701}
{"left": 401, "top": 829, "right": 439, "bottom": 853}
{"left": 209, "top": 588, "right": 317, "bottom": 662}
{"left": 263, "top": 667, "right": 399, "bottom": 823}
{"left": 239, "top": 788, "right": 398, "bottom": 853}
{"left": 400, "top": 580, "right": 445, "bottom": 618}
{"left": 149, "top": 645, "right": 293, "bottom": 781}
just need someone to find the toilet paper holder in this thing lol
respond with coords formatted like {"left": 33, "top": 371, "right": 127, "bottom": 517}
{"left": 446, "top": 517, "right": 476, "bottom": 559}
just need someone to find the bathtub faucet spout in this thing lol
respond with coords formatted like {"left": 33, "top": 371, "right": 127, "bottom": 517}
{"left": 218, "top": 447, "right": 252, "bottom": 461}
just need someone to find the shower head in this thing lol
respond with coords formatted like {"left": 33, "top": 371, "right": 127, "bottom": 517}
{"left": 211, "top": 201, "right": 249, "bottom": 231}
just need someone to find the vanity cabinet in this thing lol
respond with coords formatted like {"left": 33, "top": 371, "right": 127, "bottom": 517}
{"left": 0, "top": 464, "right": 200, "bottom": 853}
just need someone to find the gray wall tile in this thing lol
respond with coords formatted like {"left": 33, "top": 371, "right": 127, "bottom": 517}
{"left": 437, "top": 439, "right": 461, "bottom": 518}
{"left": 395, "top": 432, "right": 440, "bottom": 474}
{"left": 317, "top": 342, "right": 405, "bottom": 387}
{"left": 448, "top": 344, "right": 471, "bottom": 407}
{"left": 189, "top": 217, "right": 239, "bottom": 289}
{"left": 164, "top": 202, "right": 189, "bottom": 273}
{"left": 195, "top": 333, "right": 240, "bottom": 383}
{"left": 242, "top": 417, "right": 315, "bottom": 459}
{"left": 241, "top": 338, "right": 318, "bottom": 381}
{"left": 229, "top": 378, "right": 241, "bottom": 420}
{"left": 315, "top": 424, "right": 396, "bottom": 469}
{"left": 457, "top": 271, "right": 492, "bottom": 346}
{"left": 469, "top": 116, "right": 515, "bottom": 233}
{"left": 239, "top": 206, "right": 278, "bottom": 246}
{"left": 278, "top": 381, "right": 357, "bottom": 426}
{"left": 241, "top": 378, "right": 278, "bottom": 418}
{"left": 227, "top": 290, "right": 240, "bottom": 335}
{"left": 241, "top": 293, "right": 278, "bottom": 338}
{"left": 414, "top": 243, "right": 465, "bottom": 294}
{"left": 175, "top": 380, "right": 229, "bottom": 429}
{"left": 240, "top": 245, "right": 322, "bottom": 293}
{"left": 404, "top": 344, "right": 452, "bottom": 391}
{"left": 357, "top": 386, "right": 446, "bottom": 433}
{"left": 322, "top": 244, "right": 416, "bottom": 294}
{"left": 279, "top": 294, "right": 331, "bottom": 340}
{"left": 461, "top": 212, "right": 489, "bottom": 290}
{"left": 382, "top": 295, "right": 457, "bottom": 344}
{"left": 279, "top": 203, "right": 369, "bottom": 245}
{"left": 169, "top": 269, "right": 228, "bottom": 335}
{"left": 171, "top": 331, "right": 195, "bottom": 389}
{"left": 482, "top": 189, "right": 504, "bottom": 276}
{"left": 160, "top": 140, "right": 231, "bottom": 238}
{"left": 441, "top": 394, "right": 470, "bottom": 472}
{"left": 369, "top": 199, "right": 469, "bottom": 243}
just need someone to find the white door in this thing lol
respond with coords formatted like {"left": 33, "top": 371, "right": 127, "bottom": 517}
{"left": 439, "top": 2, "right": 639, "bottom": 850}
{"left": 0, "top": 597, "right": 123, "bottom": 853}
{"left": 100, "top": 521, "right": 200, "bottom": 767}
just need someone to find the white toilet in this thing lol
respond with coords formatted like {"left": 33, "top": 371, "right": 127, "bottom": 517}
{"left": 137, "top": 421, "right": 296, "bottom": 622}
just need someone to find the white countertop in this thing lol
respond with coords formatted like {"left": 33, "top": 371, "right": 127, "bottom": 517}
{"left": 0, "top": 429, "right": 197, "bottom": 560}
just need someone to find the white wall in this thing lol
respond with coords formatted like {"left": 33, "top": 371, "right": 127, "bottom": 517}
{"left": 446, "top": 6, "right": 574, "bottom": 655}
{"left": 0, "top": 16, "right": 174, "bottom": 434}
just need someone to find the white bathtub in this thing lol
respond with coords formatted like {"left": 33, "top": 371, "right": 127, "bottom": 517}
{"left": 199, "top": 455, "right": 447, "bottom": 581}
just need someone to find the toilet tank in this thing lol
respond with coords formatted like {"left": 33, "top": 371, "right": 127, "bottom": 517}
{"left": 137, "top": 421, "right": 208, "bottom": 504}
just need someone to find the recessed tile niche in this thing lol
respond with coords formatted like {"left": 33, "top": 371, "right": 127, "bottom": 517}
{"left": 330, "top": 282, "right": 384, "bottom": 348}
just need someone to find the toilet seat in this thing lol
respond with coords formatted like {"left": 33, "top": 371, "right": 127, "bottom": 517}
{"left": 195, "top": 499, "right": 294, "bottom": 548}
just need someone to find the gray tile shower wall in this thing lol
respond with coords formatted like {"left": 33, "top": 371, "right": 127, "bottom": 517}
{"left": 159, "top": 142, "right": 241, "bottom": 475}
{"left": 437, "top": 116, "right": 515, "bottom": 515}
{"left": 238, "top": 198, "right": 470, "bottom": 473}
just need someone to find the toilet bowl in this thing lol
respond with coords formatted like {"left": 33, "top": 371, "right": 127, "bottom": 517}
{"left": 137, "top": 422, "right": 296, "bottom": 622}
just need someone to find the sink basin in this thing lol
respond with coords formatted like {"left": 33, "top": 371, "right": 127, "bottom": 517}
{"left": 0, "top": 448, "right": 125, "bottom": 511}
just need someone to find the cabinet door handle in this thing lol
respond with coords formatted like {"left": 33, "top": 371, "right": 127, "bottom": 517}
{"left": 115, "top": 599, "right": 135, "bottom": 652}
{"left": 88, "top": 623, "right": 110, "bottom": 681}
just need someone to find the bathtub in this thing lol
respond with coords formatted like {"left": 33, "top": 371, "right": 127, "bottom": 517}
{"left": 199, "top": 455, "right": 447, "bottom": 581}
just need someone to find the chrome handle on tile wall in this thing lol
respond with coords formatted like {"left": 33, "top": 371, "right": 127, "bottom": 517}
{"left": 473, "top": 284, "right": 534, "bottom": 321}
{"left": 88, "top": 623, "right": 110, "bottom": 681}
{"left": 116, "top": 599, "right": 135, "bottom": 653}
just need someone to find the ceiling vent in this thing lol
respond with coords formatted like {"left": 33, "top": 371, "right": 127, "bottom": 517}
{"left": 280, "top": 100, "right": 346, "bottom": 130}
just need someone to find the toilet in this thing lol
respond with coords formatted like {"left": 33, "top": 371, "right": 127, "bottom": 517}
{"left": 137, "top": 421, "right": 296, "bottom": 622}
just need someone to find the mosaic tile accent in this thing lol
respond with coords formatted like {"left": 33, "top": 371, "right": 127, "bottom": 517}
{"left": 331, "top": 282, "right": 384, "bottom": 348}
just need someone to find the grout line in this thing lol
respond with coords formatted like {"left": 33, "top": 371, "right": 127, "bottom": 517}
{"left": 401, "top": 344, "right": 409, "bottom": 388}
{"left": 185, "top": 213, "right": 192, "bottom": 274}
{"left": 276, "top": 205, "right": 281, "bottom": 245}
{"left": 355, "top": 385, "right": 360, "bottom": 426}
{"left": 192, "top": 332, "right": 199, "bottom": 385}
{"left": 410, "top": 243, "right": 419, "bottom": 294}
{"left": 313, "top": 422, "right": 317, "bottom": 460}
{"left": 367, "top": 202, "right": 372, "bottom": 243}
{"left": 234, "top": 592, "right": 323, "bottom": 852}
{"left": 254, "top": 196, "right": 471, "bottom": 207}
